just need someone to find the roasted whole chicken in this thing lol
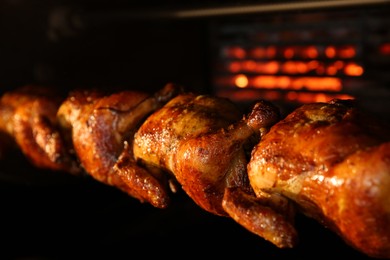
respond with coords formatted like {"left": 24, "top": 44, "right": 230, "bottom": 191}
{"left": 1, "top": 84, "right": 390, "bottom": 259}
{"left": 238, "top": 99, "right": 390, "bottom": 258}
{"left": 132, "top": 92, "right": 280, "bottom": 216}
{"left": 0, "top": 85, "right": 81, "bottom": 174}
{"left": 57, "top": 83, "right": 183, "bottom": 208}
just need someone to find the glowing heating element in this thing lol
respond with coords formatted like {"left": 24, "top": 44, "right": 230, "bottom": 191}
{"left": 214, "top": 44, "right": 364, "bottom": 104}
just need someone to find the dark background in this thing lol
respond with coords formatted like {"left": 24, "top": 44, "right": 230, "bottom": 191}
{"left": 0, "top": 0, "right": 213, "bottom": 95}
{"left": 0, "top": 151, "right": 376, "bottom": 259}
{"left": 0, "top": 1, "right": 389, "bottom": 259}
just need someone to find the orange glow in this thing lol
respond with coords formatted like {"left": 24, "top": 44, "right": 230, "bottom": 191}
{"left": 251, "top": 47, "right": 267, "bottom": 58}
{"left": 307, "top": 60, "right": 319, "bottom": 70}
{"left": 295, "top": 92, "right": 316, "bottom": 103}
{"left": 327, "top": 65, "right": 338, "bottom": 75}
{"left": 281, "top": 61, "right": 309, "bottom": 74}
{"left": 242, "top": 60, "right": 257, "bottom": 71}
{"left": 227, "top": 59, "right": 363, "bottom": 77}
{"left": 304, "top": 46, "right": 319, "bottom": 59}
{"left": 225, "top": 46, "right": 246, "bottom": 59}
{"left": 285, "top": 92, "right": 354, "bottom": 103}
{"left": 334, "top": 60, "right": 344, "bottom": 69}
{"left": 228, "top": 61, "right": 241, "bottom": 73}
{"left": 228, "top": 59, "right": 366, "bottom": 76}
{"left": 313, "top": 93, "right": 329, "bottom": 102}
{"left": 253, "top": 76, "right": 276, "bottom": 89}
{"left": 219, "top": 42, "right": 364, "bottom": 105}
{"left": 286, "top": 91, "right": 299, "bottom": 101}
{"left": 249, "top": 76, "right": 341, "bottom": 92}
{"left": 325, "top": 46, "right": 336, "bottom": 58}
{"left": 284, "top": 47, "right": 295, "bottom": 59}
{"left": 306, "top": 77, "right": 341, "bottom": 91}
{"left": 262, "top": 91, "right": 282, "bottom": 100}
{"left": 316, "top": 65, "right": 325, "bottom": 75}
{"left": 344, "top": 63, "right": 364, "bottom": 76}
{"left": 296, "top": 62, "right": 308, "bottom": 74}
{"left": 278, "top": 76, "right": 291, "bottom": 89}
{"left": 325, "top": 45, "right": 356, "bottom": 58}
{"left": 260, "top": 61, "right": 279, "bottom": 74}
{"left": 338, "top": 45, "right": 356, "bottom": 58}
{"left": 282, "top": 61, "right": 297, "bottom": 74}
{"left": 266, "top": 46, "right": 277, "bottom": 58}
{"left": 380, "top": 43, "right": 390, "bottom": 55}
{"left": 234, "top": 74, "right": 249, "bottom": 88}
{"left": 215, "top": 88, "right": 354, "bottom": 105}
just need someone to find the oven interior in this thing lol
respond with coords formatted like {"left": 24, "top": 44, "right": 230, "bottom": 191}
{"left": 1, "top": 1, "right": 389, "bottom": 259}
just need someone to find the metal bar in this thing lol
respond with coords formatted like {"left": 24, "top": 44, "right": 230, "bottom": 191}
{"left": 164, "top": 0, "right": 390, "bottom": 19}
{"left": 74, "top": 0, "right": 390, "bottom": 28}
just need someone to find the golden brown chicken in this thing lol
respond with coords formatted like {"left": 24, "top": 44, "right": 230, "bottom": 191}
{"left": 0, "top": 85, "right": 81, "bottom": 174}
{"left": 132, "top": 92, "right": 280, "bottom": 216}
{"left": 57, "top": 83, "right": 183, "bottom": 208}
{"left": 228, "top": 99, "right": 390, "bottom": 258}
{"left": 3, "top": 84, "right": 390, "bottom": 258}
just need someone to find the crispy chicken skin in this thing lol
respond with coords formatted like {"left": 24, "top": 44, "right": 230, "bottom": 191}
{"left": 246, "top": 99, "right": 390, "bottom": 258}
{"left": 57, "top": 83, "right": 182, "bottom": 208}
{"left": 133, "top": 93, "right": 280, "bottom": 216}
{"left": 0, "top": 85, "right": 81, "bottom": 174}
{"left": 2, "top": 84, "right": 390, "bottom": 258}
{"left": 133, "top": 93, "right": 243, "bottom": 215}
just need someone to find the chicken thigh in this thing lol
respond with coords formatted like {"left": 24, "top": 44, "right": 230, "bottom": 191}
{"left": 245, "top": 99, "right": 390, "bottom": 258}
